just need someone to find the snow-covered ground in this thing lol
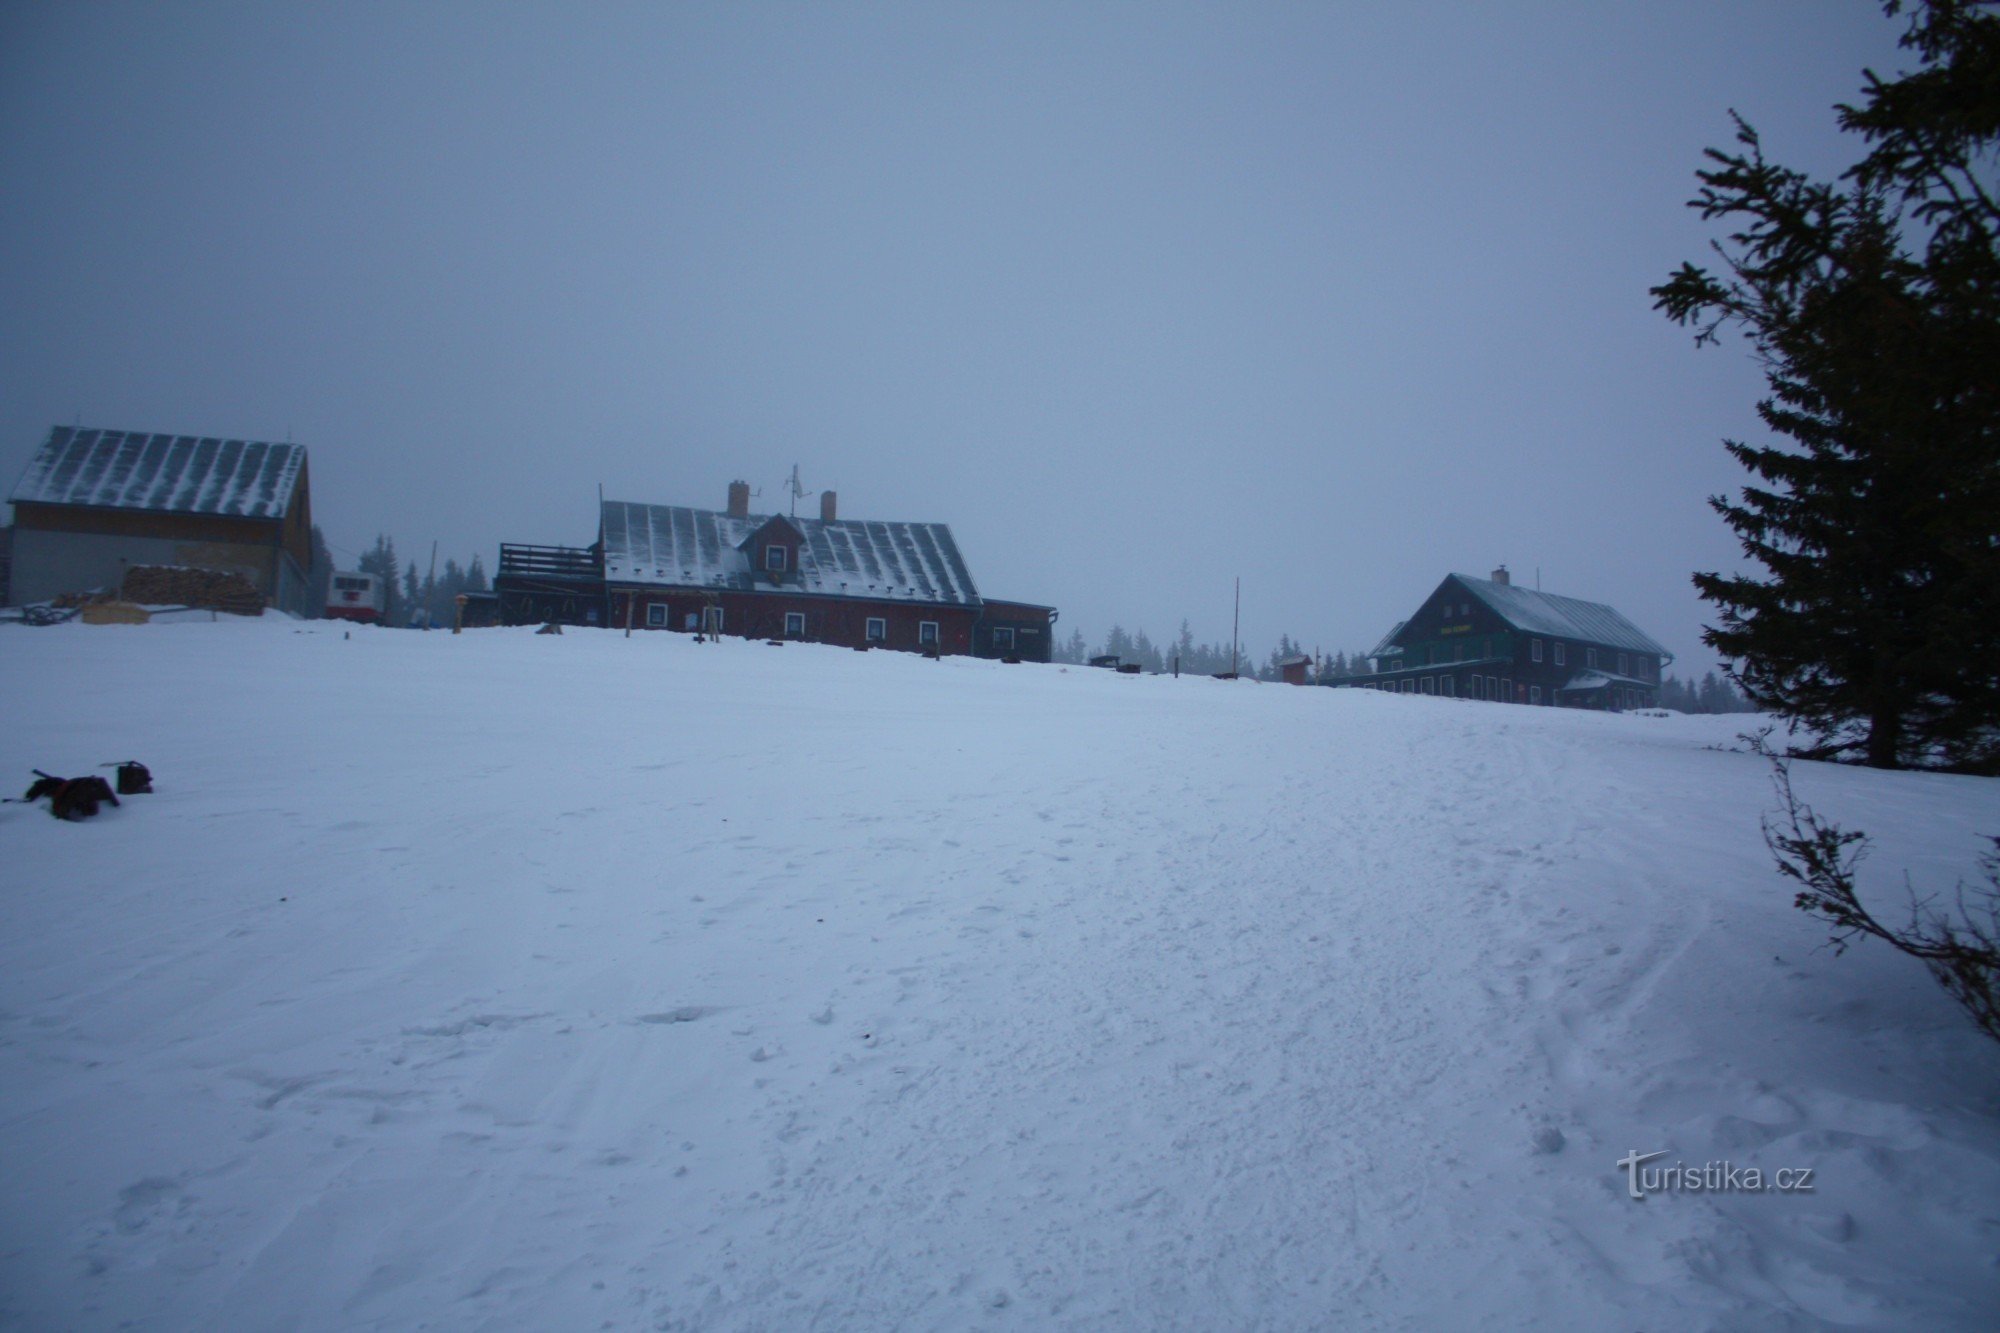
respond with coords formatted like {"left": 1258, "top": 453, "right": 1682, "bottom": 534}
{"left": 2, "top": 619, "right": 1997, "bottom": 1331}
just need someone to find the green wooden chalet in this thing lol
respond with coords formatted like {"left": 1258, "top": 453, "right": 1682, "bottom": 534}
{"left": 1338, "top": 567, "right": 1671, "bottom": 710}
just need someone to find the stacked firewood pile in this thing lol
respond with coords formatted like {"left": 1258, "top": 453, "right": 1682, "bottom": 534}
{"left": 121, "top": 565, "right": 265, "bottom": 615}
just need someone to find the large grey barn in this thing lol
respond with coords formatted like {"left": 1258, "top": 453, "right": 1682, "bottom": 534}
{"left": 7, "top": 426, "right": 314, "bottom": 615}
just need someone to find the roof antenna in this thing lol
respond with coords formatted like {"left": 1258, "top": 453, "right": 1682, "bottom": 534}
{"left": 782, "top": 463, "right": 813, "bottom": 518}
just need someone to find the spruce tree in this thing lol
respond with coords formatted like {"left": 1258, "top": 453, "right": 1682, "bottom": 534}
{"left": 403, "top": 562, "right": 422, "bottom": 626}
{"left": 358, "top": 535, "right": 401, "bottom": 625}
{"left": 1653, "top": 0, "right": 2000, "bottom": 771}
{"left": 307, "top": 525, "right": 334, "bottom": 619}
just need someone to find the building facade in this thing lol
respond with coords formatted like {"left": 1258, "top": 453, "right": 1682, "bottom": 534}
{"left": 7, "top": 426, "right": 313, "bottom": 615}
{"left": 496, "top": 483, "right": 1057, "bottom": 660}
{"left": 1336, "top": 568, "right": 1671, "bottom": 710}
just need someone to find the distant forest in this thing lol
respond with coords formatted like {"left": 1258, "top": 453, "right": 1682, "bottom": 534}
{"left": 1059, "top": 618, "right": 1757, "bottom": 713}
{"left": 308, "top": 527, "right": 488, "bottom": 628}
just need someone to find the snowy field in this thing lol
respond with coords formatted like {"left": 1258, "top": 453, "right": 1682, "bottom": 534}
{"left": 3, "top": 618, "right": 1998, "bottom": 1331}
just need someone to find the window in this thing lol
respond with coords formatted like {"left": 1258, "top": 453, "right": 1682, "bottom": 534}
{"left": 785, "top": 612, "right": 805, "bottom": 637}
{"left": 1554, "top": 642, "right": 1566, "bottom": 666}
{"left": 1440, "top": 677, "right": 1454, "bottom": 698}
{"left": 1617, "top": 652, "right": 1629, "bottom": 676}
{"left": 1470, "top": 675, "right": 1483, "bottom": 700}
{"left": 765, "top": 545, "right": 787, "bottom": 572}
{"left": 919, "top": 621, "right": 939, "bottom": 646}
{"left": 866, "top": 617, "right": 886, "bottom": 642}
{"left": 1530, "top": 685, "right": 1541, "bottom": 705}
{"left": 1487, "top": 675, "right": 1499, "bottom": 701}
{"left": 1531, "top": 638, "right": 1543, "bottom": 663}
{"left": 684, "top": 612, "right": 699, "bottom": 631}
{"left": 647, "top": 604, "right": 666, "bottom": 627}
{"left": 993, "top": 627, "right": 1016, "bottom": 650}
{"left": 1502, "top": 678, "right": 1512, "bottom": 702}
{"left": 1421, "top": 676, "right": 1435, "bottom": 694}
{"left": 1586, "top": 647, "right": 1598, "bottom": 669}
{"left": 1401, "top": 679, "right": 1413, "bottom": 694}
{"left": 702, "top": 606, "right": 724, "bottom": 634}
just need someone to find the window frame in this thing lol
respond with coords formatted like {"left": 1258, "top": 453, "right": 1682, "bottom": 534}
{"left": 992, "top": 626, "right": 1016, "bottom": 651}
{"left": 646, "top": 603, "right": 667, "bottom": 627}
{"left": 918, "top": 620, "right": 939, "bottom": 646}
{"left": 784, "top": 611, "right": 806, "bottom": 638}
{"left": 866, "top": 616, "right": 887, "bottom": 642}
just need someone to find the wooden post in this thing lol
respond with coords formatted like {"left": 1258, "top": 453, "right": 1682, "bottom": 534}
{"left": 625, "top": 593, "right": 634, "bottom": 638}
{"left": 453, "top": 593, "right": 466, "bottom": 634}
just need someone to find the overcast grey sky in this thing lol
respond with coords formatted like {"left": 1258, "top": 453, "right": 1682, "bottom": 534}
{"left": 0, "top": 2, "right": 1908, "bottom": 669}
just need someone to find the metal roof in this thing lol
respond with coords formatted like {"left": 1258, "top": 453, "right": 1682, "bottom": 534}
{"left": 1557, "top": 669, "right": 1657, "bottom": 692}
{"left": 1369, "top": 620, "right": 1409, "bottom": 659}
{"left": 11, "top": 426, "right": 306, "bottom": 519}
{"left": 600, "top": 500, "right": 980, "bottom": 606}
{"left": 1449, "top": 574, "right": 1669, "bottom": 659}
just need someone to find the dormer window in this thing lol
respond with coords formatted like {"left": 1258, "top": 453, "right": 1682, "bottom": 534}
{"left": 765, "top": 544, "right": 787, "bottom": 572}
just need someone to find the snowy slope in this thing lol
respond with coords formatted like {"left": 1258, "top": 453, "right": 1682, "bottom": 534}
{"left": 2, "top": 620, "right": 1997, "bottom": 1331}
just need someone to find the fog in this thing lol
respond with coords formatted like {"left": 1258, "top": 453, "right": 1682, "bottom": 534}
{"left": 0, "top": 2, "right": 1908, "bottom": 668}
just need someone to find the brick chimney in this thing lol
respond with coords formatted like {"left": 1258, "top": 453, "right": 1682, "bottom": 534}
{"left": 1491, "top": 565, "right": 1510, "bottom": 586}
{"left": 727, "top": 480, "right": 750, "bottom": 518}
{"left": 820, "top": 490, "right": 838, "bottom": 522}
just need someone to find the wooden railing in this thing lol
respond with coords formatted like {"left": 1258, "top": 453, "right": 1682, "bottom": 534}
{"left": 497, "top": 543, "right": 602, "bottom": 581}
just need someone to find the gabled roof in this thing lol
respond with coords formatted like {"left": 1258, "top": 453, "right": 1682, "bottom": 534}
{"left": 600, "top": 500, "right": 980, "bottom": 606}
{"left": 737, "top": 514, "right": 805, "bottom": 551}
{"left": 1447, "top": 573, "right": 1669, "bottom": 659}
{"left": 11, "top": 426, "right": 306, "bottom": 520}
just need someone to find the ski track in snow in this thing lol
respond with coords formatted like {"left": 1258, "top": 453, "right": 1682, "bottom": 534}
{"left": 1, "top": 620, "right": 1998, "bottom": 1331}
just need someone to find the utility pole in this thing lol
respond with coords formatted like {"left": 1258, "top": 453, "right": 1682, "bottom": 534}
{"left": 1231, "top": 577, "right": 1240, "bottom": 678}
{"left": 424, "top": 540, "right": 438, "bottom": 630}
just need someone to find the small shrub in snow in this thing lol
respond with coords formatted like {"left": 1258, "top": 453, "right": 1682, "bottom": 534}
{"left": 1764, "top": 754, "right": 2000, "bottom": 1047}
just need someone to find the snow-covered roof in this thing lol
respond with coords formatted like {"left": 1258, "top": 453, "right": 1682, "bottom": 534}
{"left": 11, "top": 426, "right": 306, "bottom": 520}
{"left": 600, "top": 500, "right": 979, "bottom": 606}
{"left": 1557, "top": 670, "right": 1656, "bottom": 692}
{"left": 1451, "top": 574, "right": 1668, "bottom": 659}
